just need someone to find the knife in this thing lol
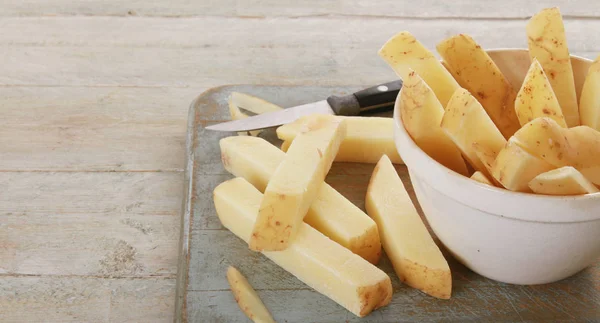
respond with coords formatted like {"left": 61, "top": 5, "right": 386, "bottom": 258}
{"left": 205, "top": 80, "right": 403, "bottom": 132}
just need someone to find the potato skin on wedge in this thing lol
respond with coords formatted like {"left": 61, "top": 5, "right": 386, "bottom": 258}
{"left": 379, "top": 31, "right": 459, "bottom": 106}
{"left": 515, "top": 59, "right": 567, "bottom": 128}
{"left": 250, "top": 116, "right": 346, "bottom": 251}
{"left": 441, "top": 88, "right": 507, "bottom": 179}
{"left": 526, "top": 7, "right": 580, "bottom": 127}
{"left": 437, "top": 34, "right": 521, "bottom": 138}
{"left": 399, "top": 69, "right": 468, "bottom": 176}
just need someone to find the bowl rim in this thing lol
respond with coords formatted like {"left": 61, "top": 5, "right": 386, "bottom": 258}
{"left": 393, "top": 48, "right": 600, "bottom": 223}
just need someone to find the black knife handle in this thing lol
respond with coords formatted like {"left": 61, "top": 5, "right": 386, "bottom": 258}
{"left": 326, "top": 80, "right": 403, "bottom": 116}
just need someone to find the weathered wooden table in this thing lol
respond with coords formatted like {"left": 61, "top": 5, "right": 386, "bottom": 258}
{"left": 1, "top": 1, "right": 599, "bottom": 322}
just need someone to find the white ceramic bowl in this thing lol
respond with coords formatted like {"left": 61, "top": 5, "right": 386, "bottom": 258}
{"left": 393, "top": 49, "right": 600, "bottom": 285}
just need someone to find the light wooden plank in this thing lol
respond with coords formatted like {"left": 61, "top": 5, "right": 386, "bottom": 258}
{"left": 0, "top": 87, "right": 197, "bottom": 171}
{"left": 1, "top": 0, "right": 599, "bottom": 18}
{"left": 0, "top": 45, "right": 393, "bottom": 87}
{"left": 0, "top": 276, "right": 175, "bottom": 323}
{"left": 0, "top": 124, "right": 186, "bottom": 171}
{"left": 0, "top": 214, "right": 179, "bottom": 277}
{"left": 0, "top": 18, "right": 596, "bottom": 87}
{"left": 0, "top": 172, "right": 182, "bottom": 276}
{"left": 0, "top": 172, "right": 183, "bottom": 216}
{"left": 1, "top": 17, "right": 599, "bottom": 52}
{"left": 0, "top": 86, "right": 194, "bottom": 126}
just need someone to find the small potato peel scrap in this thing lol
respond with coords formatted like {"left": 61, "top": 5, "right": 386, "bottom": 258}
{"left": 227, "top": 266, "right": 276, "bottom": 323}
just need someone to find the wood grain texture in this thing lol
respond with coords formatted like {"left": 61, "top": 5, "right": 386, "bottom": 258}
{"left": 0, "top": 276, "right": 175, "bottom": 323}
{"left": 2, "top": 17, "right": 600, "bottom": 49}
{"left": 2, "top": 0, "right": 600, "bottom": 18}
{"left": 0, "top": 18, "right": 596, "bottom": 88}
{"left": 180, "top": 85, "right": 600, "bottom": 322}
{"left": 0, "top": 87, "right": 196, "bottom": 171}
{"left": 0, "top": 172, "right": 182, "bottom": 277}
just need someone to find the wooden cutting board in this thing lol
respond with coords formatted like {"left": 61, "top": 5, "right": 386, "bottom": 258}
{"left": 175, "top": 85, "right": 600, "bottom": 322}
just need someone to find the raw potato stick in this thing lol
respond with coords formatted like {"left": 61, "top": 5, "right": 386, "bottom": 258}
{"left": 515, "top": 59, "right": 567, "bottom": 127}
{"left": 366, "top": 155, "right": 452, "bottom": 299}
{"left": 250, "top": 115, "right": 346, "bottom": 251}
{"left": 579, "top": 55, "right": 600, "bottom": 130}
{"left": 437, "top": 34, "right": 521, "bottom": 138}
{"left": 529, "top": 166, "right": 599, "bottom": 195}
{"left": 491, "top": 139, "right": 556, "bottom": 192}
{"left": 214, "top": 178, "right": 393, "bottom": 317}
{"left": 277, "top": 115, "right": 403, "bottom": 164}
{"left": 399, "top": 69, "right": 468, "bottom": 175}
{"left": 526, "top": 7, "right": 579, "bottom": 127}
{"left": 441, "top": 88, "right": 507, "bottom": 178}
{"left": 378, "top": 31, "right": 460, "bottom": 106}
{"left": 226, "top": 266, "right": 276, "bottom": 323}
{"left": 220, "top": 136, "right": 382, "bottom": 264}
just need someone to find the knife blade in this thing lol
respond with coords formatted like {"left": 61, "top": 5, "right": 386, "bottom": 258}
{"left": 205, "top": 80, "right": 403, "bottom": 132}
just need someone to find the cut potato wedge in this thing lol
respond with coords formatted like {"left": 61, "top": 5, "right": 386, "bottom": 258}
{"left": 250, "top": 115, "right": 346, "bottom": 251}
{"left": 437, "top": 34, "right": 520, "bottom": 138}
{"left": 470, "top": 171, "right": 494, "bottom": 186}
{"left": 471, "top": 142, "right": 496, "bottom": 176}
{"left": 442, "top": 61, "right": 463, "bottom": 84}
{"left": 379, "top": 31, "right": 460, "bottom": 106}
{"left": 220, "top": 136, "right": 382, "bottom": 263}
{"left": 399, "top": 69, "right": 468, "bottom": 175}
{"left": 579, "top": 55, "right": 600, "bottom": 131}
{"left": 568, "top": 127, "right": 600, "bottom": 185}
{"left": 366, "top": 155, "right": 451, "bottom": 299}
{"left": 515, "top": 59, "right": 567, "bottom": 127}
{"left": 227, "top": 266, "right": 275, "bottom": 323}
{"left": 491, "top": 139, "right": 556, "bottom": 192}
{"left": 526, "top": 7, "right": 579, "bottom": 127}
{"left": 277, "top": 115, "right": 402, "bottom": 164}
{"left": 228, "top": 92, "right": 283, "bottom": 136}
{"left": 441, "top": 88, "right": 507, "bottom": 178}
{"left": 512, "top": 117, "right": 600, "bottom": 185}
{"left": 214, "top": 178, "right": 393, "bottom": 317}
{"left": 471, "top": 142, "right": 504, "bottom": 187}
{"left": 529, "top": 166, "right": 599, "bottom": 195}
